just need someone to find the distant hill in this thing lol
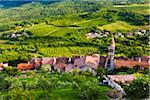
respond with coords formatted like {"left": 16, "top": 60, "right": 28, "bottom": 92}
{"left": 0, "top": 0, "right": 32, "bottom": 8}
{"left": 0, "top": 0, "right": 64, "bottom": 8}
{"left": 0, "top": 0, "right": 148, "bottom": 8}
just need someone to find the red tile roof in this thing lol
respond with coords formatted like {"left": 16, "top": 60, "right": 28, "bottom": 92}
{"left": 74, "top": 56, "right": 86, "bottom": 68}
{"left": 73, "top": 54, "right": 100, "bottom": 70}
{"left": 65, "top": 63, "right": 74, "bottom": 72}
{"left": 0, "top": 64, "right": 3, "bottom": 71}
{"left": 42, "top": 58, "right": 54, "bottom": 65}
{"left": 17, "top": 63, "right": 34, "bottom": 71}
{"left": 114, "top": 60, "right": 149, "bottom": 68}
{"left": 85, "top": 54, "right": 100, "bottom": 69}
{"left": 108, "top": 75, "right": 135, "bottom": 83}
{"left": 0, "top": 64, "right": 3, "bottom": 68}
{"left": 55, "top": 63, "right": 66, "bottom": 70}
{"left": 143, "top": 56, "right": 150, "bottom": 59}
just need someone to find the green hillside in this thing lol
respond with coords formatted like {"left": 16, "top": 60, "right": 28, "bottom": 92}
{"left": 113, "top": 4, "right": 150, "bottom": 15}
{"left": 28, "top": 23, "right": 59, "bottom": 36}
{"left": 0, "top": 1, "right": 149, "bottom": 64}
{"left": 98, "top": 21, "right": 148, "bottom": 32}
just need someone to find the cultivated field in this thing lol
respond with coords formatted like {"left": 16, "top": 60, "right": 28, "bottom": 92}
{"left": 98, "top": 21, "right": 138, "bottom": 32}
{"left": 113, "top": 3, "right": 150, "bottom": 15}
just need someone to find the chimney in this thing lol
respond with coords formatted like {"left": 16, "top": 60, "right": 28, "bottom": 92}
{"left": 53, "top": 57, "right": 56, "bottom": 65}
{"left": 148, "top": 59, "right": 150, "bottom": 64}
{"left": 68, "top": 58, "right": 71, "bottom": 63}
{"left": 138, "top": 57, "right": 141, "bottom": 62}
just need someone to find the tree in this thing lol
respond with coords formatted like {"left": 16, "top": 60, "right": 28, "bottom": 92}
{"left": 124, "top": 76, "right": 149, "bottom": 99}
{"left": 36, "top": 76, "right": 52, "bottom": 99}
{"left": 78, "top": 80, "right": 100, "bottom": 100}
{"left": 97, "top": 67, "right": 107, "bottom": 81}
{"left": 2, "top": 67, "right": 20, "bottom": 76}
{"left": 37, "top": 77, "right": 52, "bottom": 91}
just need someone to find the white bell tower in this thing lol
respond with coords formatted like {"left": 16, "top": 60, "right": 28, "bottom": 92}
{"left": 105, "top": 34, "right": 115, "bottom": 71}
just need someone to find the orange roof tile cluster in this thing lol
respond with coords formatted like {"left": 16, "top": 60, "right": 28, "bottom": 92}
{"left": 17, "top": 54, "right": 100, "bottom": 71}
{"left": 0, "top": 64, "right": 3, "bottom": 68}
{"left": 17, "top": 63, "right": 34, "bottom": 71}
{"left": 42, "top": 57, "right": 54, "bottom": 65}
{"left": 74, "top": 56, "right": 86, "bottom": 68}
{"left": 85, "top": 54, "right": 100, "bottom": 69}
{"left": 73, "top": 54, "right": 100, "bottom": 70}
{"left": 55, "top": 63, "right": 66, "bottom": 70}
{"left": 0, "top": 64, "right": 3, "bottom": 71}
{"left": 65, "top": 64, "right": 74, "bottom": 72}
{"left": 114, "top": 60, "right": 149, "bottom": 68}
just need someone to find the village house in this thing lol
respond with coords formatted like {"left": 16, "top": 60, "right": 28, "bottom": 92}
{"left": 0, "top": 63, "right": 3, "bottom": 71}
{"left": 41, "top": 57, "right": 54, "bottom": 65}
{"left": 107, "top": 75, "right": 135, "bottom": 84}
{"left": 10, "top": 33, "right": 18, "bottom": 38}
{"left": 114, "top": 59, "right": 149, "bottom": 69}
{"left": 17, "top": 63, "right": 34, "bottom": 71}
{"left": 86, "top": 32, "right": 99, "bottom": 39}
{"left": 54, "top": 57, "right": 68, "bottom": 73}
{"left": 65, "top": 63, "right": 74, "bottom": 72}
{"left": 17, "top": 58, "right": 42, "bottom": 71}
{"left": 0, "top": 62, "right": 9, "bottom": 71}
{"left": 127, "top": 32, "right": 133, "bottom": 36}
{"left": 29, "top": 58, "right": 42, "bottom": 68}
{"left": 73, "top": 54, "right": 100, "bottom": 75}
{"left": 115, "top": 32, "right": 124, "bottom": 38}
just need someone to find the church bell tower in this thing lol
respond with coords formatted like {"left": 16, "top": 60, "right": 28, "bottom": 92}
{"left": 105, "top": 34, "right": 115, "bottom": 71}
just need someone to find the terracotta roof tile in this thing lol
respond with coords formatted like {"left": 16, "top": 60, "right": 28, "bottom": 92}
{"left": 114, "top": 60, "right": 149, "bottom": 68}
{"left": 108, "top": 75, "right": 135, "bottom": 83}
{"left": 17, "top": 63, "right": 34, "bottom": 70}
{"left": 85, "top": 54, "right": 100, "bottom": 69}
{"left": 42, "top": 57, "right": 54, "bottom": 65}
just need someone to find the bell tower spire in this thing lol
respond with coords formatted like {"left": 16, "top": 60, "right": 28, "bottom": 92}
{"left": 105, "top": 34, "right": 115, "bottom": 71}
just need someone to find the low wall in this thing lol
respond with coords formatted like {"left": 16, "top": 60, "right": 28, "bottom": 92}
{"left": 104, "top": 76, "right": 126, "bottom": 95}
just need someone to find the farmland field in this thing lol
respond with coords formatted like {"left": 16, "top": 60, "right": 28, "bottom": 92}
{"left": 28, "top": 23, "right": 83, "bottom": 36}
{"left": 39, "top": 46, "right": 99, "bottom": 57}
{"left": 28, "top": 23, "right": 59, "bottom": 36}
{"left": 27, "top": 18, "right": 110, "bottom": 37}
{"left": 98, "top": 21, "right": 138, "bottom": 32}
{"left": 113, "top": 3, "right": 150, "bottom": 15}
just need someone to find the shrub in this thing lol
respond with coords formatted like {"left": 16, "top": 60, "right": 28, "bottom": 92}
{"left": 138, "top": 68, "right": 149, "bottom": 74}
{"left": 106, "top": 89, "right": 122, "bottom": 99}
{"left": 2, "top": 67, "right": 20, "bottom": 76}
{"left": 0, "top": 76, "right": 11, "bottom": 92}
{"left": 96, "top": 67, "right": 107, "bottom": 81}
{"left": 133, "top": 73, "right": 144, "bottom": 78}
{"left": 133, "top": 65, "right": 140, "bottom": 71}
{"left": 119, "top": 66, "right": 128, "bottom": 72}
{"left": 36, "top": 77, "right": 52, "bottom": 92}
{"left": 78, "top": 80, "right": 100, "bottom": 100}
{"left": 72, "top": 81, "right": 79, "bottom": 90}
{"left": 61, "top": 73, "right": 74, "bottom": 82}
{"left": 56, "top": 81, "right": 72, "bottom": 89}
{"left": 127, "top": 68, "right": 136, "bottom": 74}
{"left": 123, "top": 76, "right": 149, "bottom": 99}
